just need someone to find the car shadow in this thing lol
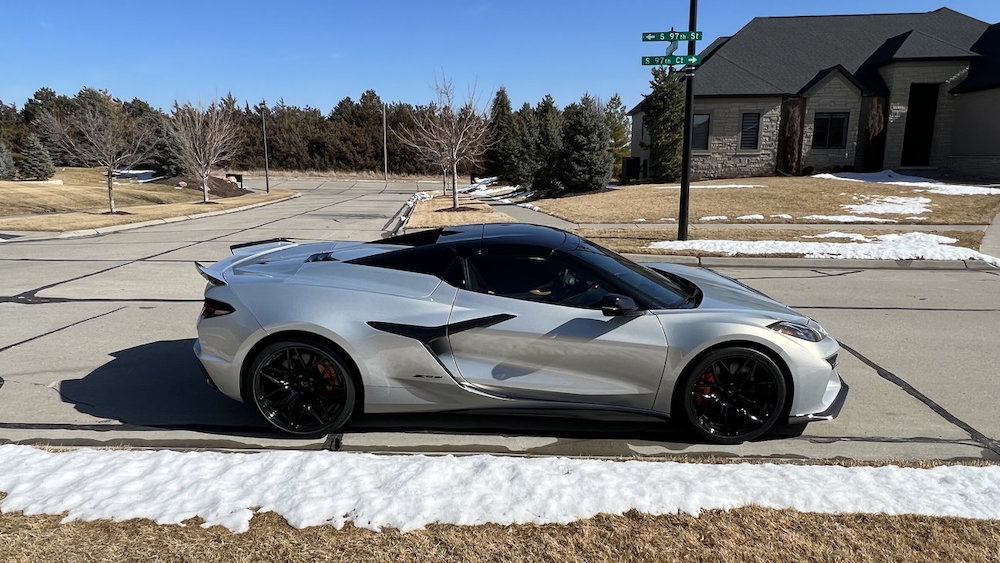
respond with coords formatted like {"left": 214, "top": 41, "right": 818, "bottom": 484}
{"left": 58, "top": 339, "right": 272, "bottom": 436}
{"left": 55, "top": 338, "right": 807, "bottom": 445}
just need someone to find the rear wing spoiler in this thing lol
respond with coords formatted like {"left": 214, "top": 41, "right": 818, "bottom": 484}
{"left": 195, "top": 238, "right": 299, "bottom": 286}
{"left": 195, "top": 262, "right": 226, "bottom": 286}
{"left": 229, "top": 238, "right": 297, "bottom": 256}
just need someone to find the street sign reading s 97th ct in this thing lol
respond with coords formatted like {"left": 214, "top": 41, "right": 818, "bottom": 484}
{"left": 642, "top": 31, "right": 703, "bottom": 41}
{"left": 642, "top": 55, "right": 702, "bottom": 66}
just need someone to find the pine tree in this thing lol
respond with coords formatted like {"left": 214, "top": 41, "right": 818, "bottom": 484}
{"left": 604, "top": 94, "right": 631, "bottom": 180}
{"left": 510, "top": 102, "right": 539, "bottom": 186}
{"left": 533, "top": 95, "right": 563, "bottom": 191}
{"left": 0, "top": 141, "right": 15, "bottom": 179}
{"left": 644, "top": 68, "right": 685, "bottom": 180}
{"left": 484, "top": 87, "right": 519, "bottom": 182}
{"left": 17, "top": 134, "right": 55, "bottom": 180}
{"left": 560, "top": 95, "right": 613, "bottom": 193}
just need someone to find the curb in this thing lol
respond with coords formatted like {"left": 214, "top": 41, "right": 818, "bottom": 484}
{"left": 624, "top": 253, "right": 997, "bottom": 270}
{"left": 0, "top": 192, "right": 301, "bottom": 243}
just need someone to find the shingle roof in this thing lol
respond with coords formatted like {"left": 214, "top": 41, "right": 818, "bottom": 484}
{"left": 693, "top": 7, "right": 992, "bottom": 97}
{"left": 953, "top": 23, "right": 1000, "bottom": 93}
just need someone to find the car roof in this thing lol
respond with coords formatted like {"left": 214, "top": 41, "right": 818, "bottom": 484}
{"left": 377, "top": 223, "right": 575, "bottom": 252}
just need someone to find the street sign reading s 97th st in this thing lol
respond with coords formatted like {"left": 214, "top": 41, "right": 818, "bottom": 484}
{"left": 642, "top": 55, "right": 702, "bottom": 66}
{"left": 642, "top": 31, "right": 703, "bottom": 41}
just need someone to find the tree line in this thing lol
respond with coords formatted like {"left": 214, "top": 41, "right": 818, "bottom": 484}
{"left": 0, "top": 84, "right": 634, "bottom": 202}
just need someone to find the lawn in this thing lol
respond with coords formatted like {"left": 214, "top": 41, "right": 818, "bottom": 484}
{"left": 532, "top": 176, "right": 1000, "bottom": 225}
{"left": 0, "top": 167, "right": 294, "bottom": 231}
{"left": 406, "top": 193, "right": 516, "bottom": 228}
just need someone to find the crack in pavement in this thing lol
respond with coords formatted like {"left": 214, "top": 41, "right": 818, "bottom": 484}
{"left": 794, "top": 305, "right": 1000, "bottom": 312}
{"left": 839, "top": 340, "right": 1000, "bottom": 456}
{"left": 736, "top": 270, "right": 864, "bottom": 281}
{"left": 0, "top": 307, "right": 127, "bottom": 354}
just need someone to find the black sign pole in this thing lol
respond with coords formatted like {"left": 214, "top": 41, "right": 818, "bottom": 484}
{"left": 677, "top": 0, "right": 698, "bottom": 241}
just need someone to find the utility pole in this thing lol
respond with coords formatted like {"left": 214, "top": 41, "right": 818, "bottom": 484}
{"left": 261, "top": 100, "right": 271, "bottom": 194}
{"left": 382, "top": 102, "right": 389, "bottom": 182}
{"left": 677, "top": 0, "right": 698, "bottom": 241}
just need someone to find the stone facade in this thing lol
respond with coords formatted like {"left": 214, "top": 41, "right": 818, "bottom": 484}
{"left": 878, "top": 60, "right": 970, "bottom": 170}
{"left": 800, "top": 73, "right": 863, "bottom": 170}
{"left": 690, "top": 97, "right": 782, "bottom": 178}
{"left": 948, "top": 89, "right": 1000, "bottom": 179}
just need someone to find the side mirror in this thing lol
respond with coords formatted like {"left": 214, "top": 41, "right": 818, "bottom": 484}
{"left": 601, "top": 293, "right": 641, "bottom": 317}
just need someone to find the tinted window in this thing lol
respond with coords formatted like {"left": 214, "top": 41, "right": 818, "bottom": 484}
{"left": 812, "top": 112, "right": 849, "bottom": 149}
{"left": 466, "top": 254, "right": 611, "bottom": 309}
{"left": 348, "top": 245, "right": 458, "bottom": 283}
{"left": 570, "top": 239, "right": 694, "bottom": 309}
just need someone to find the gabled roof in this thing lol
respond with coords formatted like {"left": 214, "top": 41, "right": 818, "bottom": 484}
{"left": 693, "top": 7, "right": 992, "bottom": 97}
{"left": 952, "top": 23, "right": 1000, "bottom": 93}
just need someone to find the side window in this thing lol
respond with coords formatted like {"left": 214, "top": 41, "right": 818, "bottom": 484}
{"left": 466, "top": 254, "right": 611, "bottom": 309}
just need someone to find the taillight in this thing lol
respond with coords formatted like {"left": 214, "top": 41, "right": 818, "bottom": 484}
{"left": 201, "top": 298, "right": 235, "bottom": 319}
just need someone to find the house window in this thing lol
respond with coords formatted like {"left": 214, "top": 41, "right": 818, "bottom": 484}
{"left": 812, "top": 112, "right": 850, "bottom": 149}
{"left": 740, "top": 113, "right": 760, "bottom": 150}
{"left": 692, "top": 114, "right": 709, "bottom": 150}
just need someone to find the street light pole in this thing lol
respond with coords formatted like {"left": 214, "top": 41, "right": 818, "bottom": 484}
{"left": 383, "top": 102, "right": 389, "bottom": 182}
{"left": 677, "top": 0, "right": 698, "bottom": 241}
{"left": 261, "top": 100, "right": 271, "bottom": 194}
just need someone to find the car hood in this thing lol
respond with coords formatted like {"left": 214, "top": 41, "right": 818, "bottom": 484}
{"left": 644, "top": 263, "right": 807, "bottom": 321}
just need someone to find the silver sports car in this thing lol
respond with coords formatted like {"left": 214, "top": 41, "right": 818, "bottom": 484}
{"left": 194, "top": 223, "right": 847, "bottom": 444}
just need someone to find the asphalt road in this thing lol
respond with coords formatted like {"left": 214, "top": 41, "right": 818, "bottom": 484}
{"left": 1, "top": 178, "right": 997, "bottom": 461}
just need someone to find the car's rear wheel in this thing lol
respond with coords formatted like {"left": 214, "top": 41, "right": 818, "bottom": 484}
{"left": 677, "top": 347, "right": 786, "bottom": 444}
{"left": 248, "top": 339, "right": 356, "bottom": 436}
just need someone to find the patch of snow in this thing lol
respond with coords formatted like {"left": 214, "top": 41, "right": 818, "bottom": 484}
{"left": 656, "top": 184, "right": 762, "bottom": 190}
{"left": 737, "top": 214, "right": 764, "bottom": 220}
{"left": 518, "top": 203, "right": 541, "bottom": 212}
{"left": 635, "top": 218, "right": 647, "bottom": 222}
{"left": 659, "top": 218, "right": 676, "bottom": 222}
{"left": 699, "top": 216, "right": 728, "bottom": 221}
{"left": 770, "top": 214, "right": 793, "bottom": 219}
{"left": 649, "top": 232, "right": 998, "bottom": 266}
{"left": 801, "top": 232, "right": 872, "bottom": 242}
{"left": 802, "top": 215, "right": 898, "bottom": 223}
{"left": 2, "top": 446, "right": 1000, "bottom": 533}
{"left": 907, "top": 216, "right": 927, "bottom": 221}
{"left": 843, "top": 195, "right": 932, "bottom": 215}
{"left": 815, "top": 170, "right": 1000, "bottom": 195}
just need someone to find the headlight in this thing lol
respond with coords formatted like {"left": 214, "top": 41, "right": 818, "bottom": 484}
{"left": 768, "top": 321, "right": 823, "bottom": 342}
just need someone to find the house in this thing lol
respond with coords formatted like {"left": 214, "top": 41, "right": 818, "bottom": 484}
{"left": 628, "top": 7, "right": 1000, "bottom": 179}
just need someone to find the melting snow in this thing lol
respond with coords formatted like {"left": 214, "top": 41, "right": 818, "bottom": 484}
{"left": 649, "top": 232, "right": 998, "bottom": 266}
{"left": 737, "top": 214, "right": 764, "bottom": 220}
{"left": 843, "top": 196, "right": 932, "bottom": 215}
{"left": 770, "top": 214, "right": 793, "bottom": 219}
{"left": 802, "top": 215, "right": 898, "bottom": 223}
{"left": 2, "top": 446, "right": 1000, "bottom": 533}
{"left": 699, "top": 216, "right": 728, "bottom": 221}
{"left": 814, "top": 170, "right": 1000, "bottom": 195}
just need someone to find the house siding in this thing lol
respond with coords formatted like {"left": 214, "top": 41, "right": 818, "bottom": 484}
{"left": 878, "top": 60, "right": 970, "bottom": 169}
{"left": 948, "top": 88, "right": 1000, "bottom": 179}
{"left": 801, "top": 73, "right": 862, "bottom": 170}
{"left": 691, "top": 97, "right": 782, "bottom": 178}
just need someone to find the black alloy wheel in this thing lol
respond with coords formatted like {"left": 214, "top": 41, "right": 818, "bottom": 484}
{"left": 678, "top": 347, "right": 786, "bottom": 444}
{"left": 249, "top": 340, "right": 356, "bottom": 436}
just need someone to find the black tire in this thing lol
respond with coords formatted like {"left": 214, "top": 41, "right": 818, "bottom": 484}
{"left": 248, "top": 339, "right": 357, "bottom": 436}
{"left": 676, "top": 347, "right": 786, "bottom": 444}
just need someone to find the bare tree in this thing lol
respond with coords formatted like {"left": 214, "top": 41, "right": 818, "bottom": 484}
{"left": 39, "top": 92, "right": 157, "bottom": 214}
{"left": 169, "top": 100, "right": 242, "bottom": 204}
{"left": 396, "top": 79, "right": 489, "bottom": 209}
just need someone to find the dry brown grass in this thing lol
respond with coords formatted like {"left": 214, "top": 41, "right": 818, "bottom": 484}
{"left": 536, "top": 177, "right": 1000, "bottom": 225}
{"left": 577, "top": 228, "right": 986, "bottom": 255}
{"left": 1, "top": 508, "right": 998, "bottom": 562}
{"left": 0, "top": 190, "right": 295, "bottom": 231}
{"left": 406, "top": 194, "right": 517, "bottom": 228}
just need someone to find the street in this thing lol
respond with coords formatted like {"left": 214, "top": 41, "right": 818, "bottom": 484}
{"left": 1, "top": 178, "right": 997, "bottom": 461}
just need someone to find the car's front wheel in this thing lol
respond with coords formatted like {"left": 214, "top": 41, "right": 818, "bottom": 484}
{"left": 676, "top": 347, "right": 786, "bottom": 444}
{"left": 248, "top": 339, "right": 356, "bottom": 436}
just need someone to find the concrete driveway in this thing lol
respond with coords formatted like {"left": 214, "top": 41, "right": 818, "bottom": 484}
{"left": 0, "top": 178, "right": 997, "bottom": 461}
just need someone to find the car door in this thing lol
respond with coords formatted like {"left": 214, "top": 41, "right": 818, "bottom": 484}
{"left": 444, "top": 248, "right": 668, "bottom": 410}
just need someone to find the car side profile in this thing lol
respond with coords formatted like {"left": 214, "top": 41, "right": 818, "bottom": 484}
{"left": 194, "top": 223, "right": 847, "bottom": 444}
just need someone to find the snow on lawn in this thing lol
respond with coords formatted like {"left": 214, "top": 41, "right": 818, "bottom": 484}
{"left": 1, "top": 446, "right": 1000, "bottom": 534}
{"left": 737, "top": 214, "right": 764, "bottom": 220}
{"left": 815, "top": 170, "right": 1000, "bottom": 196}
{"left": 699, "top": 216, "right": 728, "bottom": 221}
{"left": 656, "top": 184, "right": 763, "bottom": 189}
{"left": 843, "top": 195, "right": 932, "bottom": 215}
{"left": 770, "top": 214, "right": 793, "bottom": 219}
{"left": 802, "top": 215, "right": 898, "bottom": 223}
{"left": 649, "top": 232, "right": 1000, "bottom": 266}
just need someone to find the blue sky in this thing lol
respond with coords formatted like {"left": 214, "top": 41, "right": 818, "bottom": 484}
{"left": 4, "top": 1, "right": 998, "bottom": 114}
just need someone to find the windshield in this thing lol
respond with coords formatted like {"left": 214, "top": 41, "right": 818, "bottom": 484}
{"left": 570, "top": 238, "right": 696, "bottom": 309}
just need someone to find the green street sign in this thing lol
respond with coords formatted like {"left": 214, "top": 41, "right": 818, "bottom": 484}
{"left": 642, "top": 31, "right": 703, "bottom": 42}
{"left": 642, "top": 55, "right": 702, "bottom": 66}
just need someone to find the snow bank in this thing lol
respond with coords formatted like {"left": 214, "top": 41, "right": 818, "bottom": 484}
{"left": 2, "top": 446, "right": 1000, "bottom": 533}
{"left": 737, "top": 214, "right": 764, "bottom": 220}
{"left": 649, "top": 232, "right": 999, "bottom": 266}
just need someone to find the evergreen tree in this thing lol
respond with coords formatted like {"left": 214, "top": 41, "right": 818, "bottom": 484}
{"left": 0, "top": 141, "right": 15, "bottom": 179}
{"left": 484, "top": 87, "right": 518, "bottom": 182}
{"left": 559, "top": 95, "right": 613, "bottom": 193}
{"left": 533, "top": 95, "right": 563, "bottom": 191}
{"left": 510, "top": 102, "right": 539, "bottom": 186}
{"left": 643, "top": 68, "right": 685, "bottom": 180}
{"left": 17, "top": 134, "right": 55, "bottom": 180}
{"left": 604, "top": 94, "right": 631, "bottom": 180}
